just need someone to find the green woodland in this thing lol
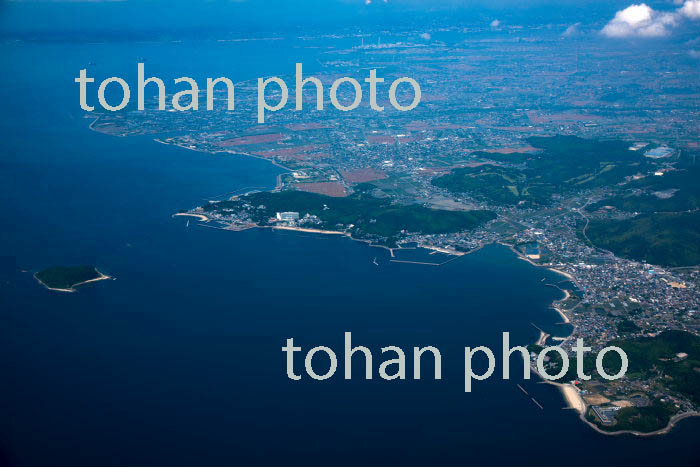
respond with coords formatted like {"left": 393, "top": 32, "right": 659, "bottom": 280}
{"left": 432, "top": 136, "right": 645, "bottom": 205}
{"left": 586, "top": 211, "right": 700, "bottom": 267}
{"left": 204, "top": 190, "right": 496, "bottom": 244}
{"left": 589, "top": 166, "right": 700, "bottom": 214}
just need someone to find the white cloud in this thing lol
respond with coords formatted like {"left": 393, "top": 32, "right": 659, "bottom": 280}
{"left": 602, "top": 4, "right": 676, "bottom": 37}
{"left": 562, "top": 22, "right": 581, "bottom": 37}
{"left": 419, "top": 32, "right": 431, "bottom": 40}
{"left": 490, "top": 19, "right": 501, "bottom": 28}
{"left": 602, "top": 1, "right": 700, "bottom": 38}
{"left": 689, "top": 49, "right": 700, "bottom": 58}
{"left": 680, "top": 0, "right": 700, "bottom": 19}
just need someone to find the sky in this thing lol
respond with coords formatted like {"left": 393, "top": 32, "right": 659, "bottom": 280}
{"left": 0, "top": 0, "right": 697, "bottom": 40}
{"left": 0, "top": 0, "right": 635, "bottom": 34}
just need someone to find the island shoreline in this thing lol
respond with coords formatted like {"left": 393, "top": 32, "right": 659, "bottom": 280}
{"left": 34, "top": 269, "right": 113, "bottom": 293}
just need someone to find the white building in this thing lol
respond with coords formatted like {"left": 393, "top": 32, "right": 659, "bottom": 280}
{"left": 276, "top": 212, "right": 300, "bottom": 222}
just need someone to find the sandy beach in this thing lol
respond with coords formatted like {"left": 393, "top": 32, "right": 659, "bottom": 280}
{"left": 272, "top": 225, "right": 349, "bottom": 236}
{"left": 552, "top": 305, "right": 571, "bottom": 324}
{"left": 559, "top": 383, "right": 586, "bottom": 414}
{"left": 173, "top": 212, "right": 210, "bottom": 222}
{"left": 540, "top": 368, "right": 700, "bottom": 437}
{"left": 548, "top": 267, "right": 576, "bottom": 282}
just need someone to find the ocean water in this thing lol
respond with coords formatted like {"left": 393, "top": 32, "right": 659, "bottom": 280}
{"left": 0, "top": 40, "right": 698, "bottom": 467}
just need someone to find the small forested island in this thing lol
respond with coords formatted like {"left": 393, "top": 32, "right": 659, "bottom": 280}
{"left": 35, "top": 266, "right": 111, "bottom": 293}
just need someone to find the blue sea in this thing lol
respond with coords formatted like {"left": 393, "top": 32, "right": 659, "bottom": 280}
{"left": 0, "top": 38, "right": 698, "bottom": 467}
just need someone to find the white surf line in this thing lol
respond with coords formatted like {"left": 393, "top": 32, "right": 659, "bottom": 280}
{"left": 389, "top": 260, "right": 441, "bottom": 266}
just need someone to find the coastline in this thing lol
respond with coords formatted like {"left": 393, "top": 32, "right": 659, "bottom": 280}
{"left": 506, "top": 240, "right": 700, "bottom": 437}
{"left": 580, "top": 410, "right": 700, "bottom": 437}
{"left": 557, "top": 382, "right": 586, "bottom": 414}
{"left": 271, "top": 225, "right": 350, "bottom": 236}
{"left": 418, "top": 243, "right": 468, "bottom": 257}
{"left": 188, "top": 215, "right": 407, "bottom": 255}
{"left": 34, "top": 269, "right": 113, "bottom": 293}
{"left": 552, "top": 302, "right": 571, "bottom": 324}
{"left": 530, "top": 316, "right": 698, "bottom": 437}
{"left": 547, "top": 267, "right": 576, "bottom": 282}
{"left": 575, "top": 400, "right": 700, "bottom": 437}
{"left": 89, "top": 122, "right": 293, "bottom": 194}
{"left": 173, "top": 212, "right": 210, "bottom": 222}
{"left": 269, "top": 224, "right": 400, "bottom": 255}
{"left": 509, "top": 234, "right": 588, "bottom": 423}
{"left": 187, "top": 214, "right": 699, "bottom": 437}
{"left": 500, "top": 241, "right": 577, "bottom": 282}
{"left": 501, "top": 242, "right": 575, "bottom": 326}
{"left": 152, "top": 138, "right": 294, "bottom": 183}
{"left": 157, "top": 130, "right": 694, "bottom": 439}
